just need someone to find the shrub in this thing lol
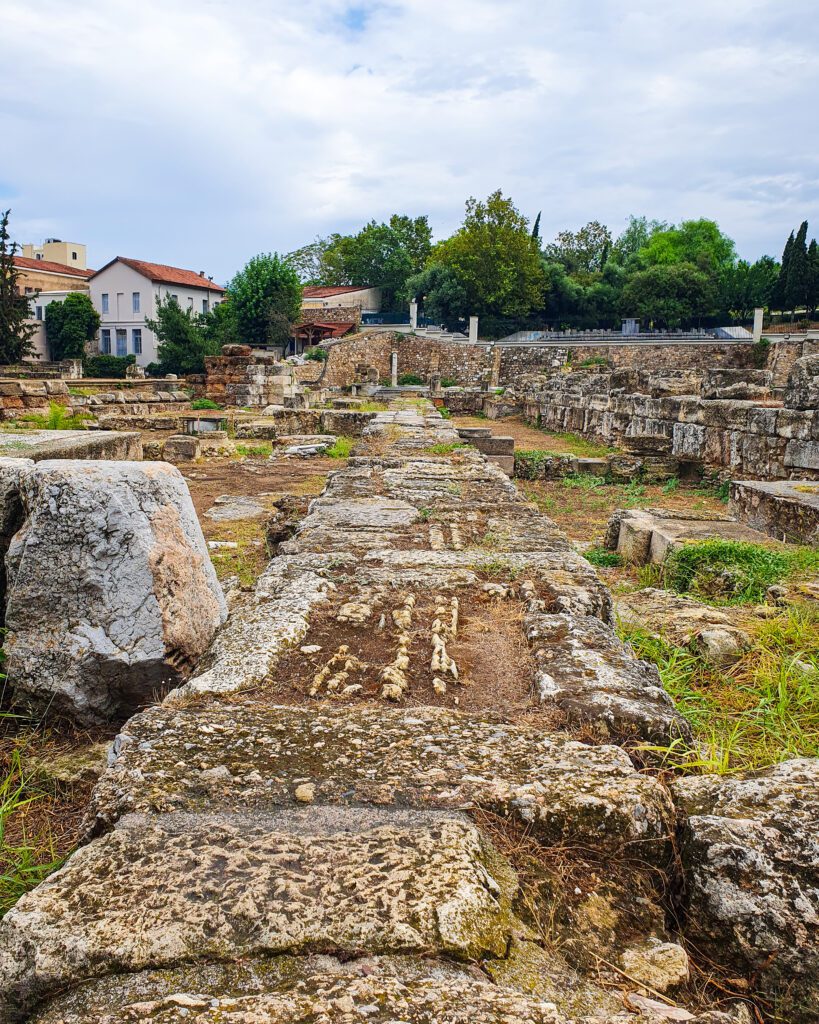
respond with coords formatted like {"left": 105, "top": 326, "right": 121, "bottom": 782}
{"left": 751, "top": 336, "right": 770, "bottom": 369}
{"left": 579, "top": 356, "right": 609, "bottom": 368}
{"left": 440, "top": 377, "right": 457, "bottom": 388}
{"left": 326, "top": 436, "right": 354, "bottom": 458}
{"left": 83, "top": 354, "right": 135, "bottom": 379}
{"left": 398, "top": 372, "right": 424, "bottom": 385}
{"left": 304, "top": 347, "right": 328, "bottom": 362}
{"left": 20, "top": 401, "right": 93, "bottom": 430}
{"left": 190, "top": 398, "right": 222, "bottom": 410}
{"left": 585, "top": 547, "right": 622, "bottom": 568}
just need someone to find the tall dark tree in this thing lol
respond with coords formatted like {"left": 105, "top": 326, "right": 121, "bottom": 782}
{"left": 807, "top": 238, "right": 819, "bottom": 318}
{"left": 785, "top": 220, "right": 809, "bottom": 316}
{"left": 531, "top": 212, "right": 541, "bottom": 242}
{"left": 771, "top": 230, "right": 794, "bottom": 311}
{"left": 0, "top": 210, "right": 38, "bottom": 363}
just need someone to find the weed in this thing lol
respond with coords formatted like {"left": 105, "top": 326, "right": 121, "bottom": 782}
{"left": 325, "top": 436, "right": 354, "bottom": 459}
{"left": 356, "top": 401, "right": 388, "bottom": 413}
{"left": 190, "top": 398, "right": 222, "bottom": 411}
{"left": 579, "top": 356, "right": 609, "bottom": 368}
{"left": 437, "top": 406, "right": 452, "bottom": 419}
{"left": 561, "top": 473, "right": 608, "bottom": 491}
{"left": 425, "top": 442, "right": 472, "bottom": 455}
{"left": 585, "top": 547, "right": 622, "bottom": 568}
{"left": 234, "top": 442, "right": 272, "bottom": 458}
{"left": 471, "top": 557, "right": 521, "bottom": 579}
{"left": 19, "top": 402, "right": 94, "bottom": 431}
{"left": 537, "top": 430, "right": 613, "bottom": 458}
{"left": 398, "top": 373, "right": 424, "bottom": 386}
{"left": 662, "top": 477, "right": 680, "bottom": 494}
{"left": 440, "top": 377, "right": 457, "bottom": 388}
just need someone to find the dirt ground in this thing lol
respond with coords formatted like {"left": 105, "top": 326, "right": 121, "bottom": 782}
{"left": 453, "top": 414, "right": 613, "bottom": 456}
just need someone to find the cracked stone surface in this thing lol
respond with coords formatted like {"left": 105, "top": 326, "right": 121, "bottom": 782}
{"left": 0, "top": 808, "right": 519, "bottom": 1020}
{"left": 4, "top": 460, "right": 226, "bottom": 724}
{"left": 88, "top": 703, "right": 673, "bottom": 853}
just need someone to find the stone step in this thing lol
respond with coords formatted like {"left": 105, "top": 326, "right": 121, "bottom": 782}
{"left": 88, "top": 703, "right": 673, "bottom": 856}
{"left": 0, "top": 808, "right": 520, "bottom": 1020}
{"left": 29, "top": 955, "right": 570, "bottom": 1024}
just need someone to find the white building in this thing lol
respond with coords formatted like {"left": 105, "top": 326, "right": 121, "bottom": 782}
{"left": 27, "top": 290, "right": 73, "bottom": 360}
{"left": 301, "top": 285, "right": 382, "bottom": 314}
{"left": 89, "top": 257, "right": 225, "bottom": 367}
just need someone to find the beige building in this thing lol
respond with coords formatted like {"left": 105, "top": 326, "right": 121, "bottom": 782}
{"left": 21, "top": 239, "right": 87, "bottom": 270}
{"left": 302, "top": 285, "right": 382, "bottom": 313}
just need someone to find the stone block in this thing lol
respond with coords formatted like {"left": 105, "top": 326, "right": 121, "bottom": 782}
{"left": 163, "top": 434, "right": 201, "bottom": 463}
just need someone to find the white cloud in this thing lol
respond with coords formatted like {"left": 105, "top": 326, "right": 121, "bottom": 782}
{"left": 1, "top": 0, "right": 817, "bottom": 279}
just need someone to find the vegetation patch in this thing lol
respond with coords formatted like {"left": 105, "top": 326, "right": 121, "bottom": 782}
{"left": 234, "top": 442, "right": 272, "bottom": 458}
{"left": 660, "top": 540, "right": 819, "bottom": 605}
{"left": 622, "top": 603, "right": 819, "bottom": 773}
{"left": 585, "top": 547, "right": 623, "bottom": 568}
{"left": 190, "top": 398, "right": 223, "bottom": 410}
{"left": 425, "top": 442, "right": 472, "bottom": 455}
{"left": 17, "top": 402, "right": 95, "bottom": 431}
{"left": 325, "top": 435, "right": 355, "bottom": 458}
{"left": 534, "top": 430, "right": 614, "bottom": 458}
{"left": 397, "top": 372, "right": 424, "bottom": 386}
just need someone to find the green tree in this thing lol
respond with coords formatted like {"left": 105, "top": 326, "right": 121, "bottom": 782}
{"left": 785, "top": 220, "right": 809, "bottom": 316}
{"left": 227, "top": 253, "right": 302, "bottom": 348}
{"left": 145, "top": 296, "right": 221, "bottom": 375}
{"left": 286, "top": 237, "right": 333, "bottom": 284}
{"left": 543, "top": 220, "right": 612, "bottom": 276}
{"left": 204, "top": 298, "right": 238, "bottom": 349}
{"left": 609, "top": 215, "right": 668, "bottom": 266}
{"left": 620, "top": 262, "right": 716, "bottom": 327}
{"left": 44, "top": 292, "right": 100, "bottom": 360}
{"left": 404, "top": 264, "right": 468, "bottom": 327}
{"left": 771, "top": 230, "right": 794, "bottom": 312}
{"left": 723, "top": 256, "right": 779, "bottom": 318}
{"left": 636, "top": 219, "right": 736, "bottom": 276}
{"left": 807, "top": 238, "right": 819, "bottom": 318}
{"left": 433, "top": 190, "right": 546, "bottom": 319}
{"left": 0, "top": 210, "right": 38, "bottom": 364}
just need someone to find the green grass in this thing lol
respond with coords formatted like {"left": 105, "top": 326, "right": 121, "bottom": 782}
{"left": 425, "top": 442, "right": 472, "bottom": 455}
{"left": 621, "top": 603, "right": 819, "bottom": 773}
{"left": 190, "top": 398, "right": 223, "bottom": 410}
{"left": 660, "top": 540, "right": 819, "bottom": 605}
{"left": 18, "top": 402, "right": 94, "bottom": 431}
{"left": 234, "top": 442, "right": 272, "bottom": 458}
{"left": 585, "top": 546, "right": 623, "bottom": 568}
{"left": 356, "top": 401, "right": 388, "bottom": 412}
{"left": 536, "top": 430, "right": 614, "bottom": 458}
{"left": 325, "top": 436, "right": 355, "bottom": 459}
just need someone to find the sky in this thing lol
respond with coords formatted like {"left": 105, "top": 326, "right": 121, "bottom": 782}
{"left": 2, "top": 0, "right": 818, "bottom": 284}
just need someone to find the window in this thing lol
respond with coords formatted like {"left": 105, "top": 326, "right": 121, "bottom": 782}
{"left": 35, "top": 306, "right": 43, "bottom": 321}
{"left": 132, "top": 328, "right": 142, "bottom": 355}
{"left": 132, "top": 291, "right": 140, "bottom": 313}
{"left": 116, "top": 328, "right": 127, "bottom": 357}
{"left": 171, "top": 294, "right": 179, "bottom": 303}
{"left": 71, "top": 251, "right": 78, "bottom": 261}
{"left": 202, "top": 298, "right": 209, "bottom": 314}
{"left": 35, "top": 253, "right": 42, "bottom": 261}
{"left": 24, "top": 287, "right": 33, "bottom": 294}
{"left": 101, "top": 293, "right": 109, "bottom": 314}
{"left": 187, "top": 296, "right": 194, "bottom": 308}
{"left": 100, "top": 329, "right": 111, "bottom": 354}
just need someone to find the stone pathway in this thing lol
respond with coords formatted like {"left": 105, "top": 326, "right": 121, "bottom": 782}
{"left": 0, "top": 402, "right": 800, "bottom": 1022}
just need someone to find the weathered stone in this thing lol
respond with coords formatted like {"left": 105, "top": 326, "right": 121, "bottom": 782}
{"left": 5, "top": 461, "right": 227, "bottom": 723}
{"left": 673, "top": 759, "right": 819, "bottom": 1022}
{"left": 621, "top": 939, "right": 690, "bottom": 992}
{"left": 730, "top": 478, "right": 819, "bottom": 546}
{"left": 88, "top": 702, "right": 673, "bottom": 854}
{"left": 0, "top": 808, "right": 520, "bottom": 1019}
{"left": 784, "top": 353, "right": 819, "bottom": 411}
{"left": 162, "top": 433, "right": 200, "bottom": 463}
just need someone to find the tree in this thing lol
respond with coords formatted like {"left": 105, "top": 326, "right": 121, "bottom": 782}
{"left": 807, "top": 239, "right": 819, "bottom": 318}
{"left": 620, "top": 262, "right": 716, "bottom": 327}
{"left": 433, "top": 190, "right": 546, "bottom": 319}
{"left": 636, "top": 219, "right": 736, "bottom": 276}
{"left": 203, "top": 297, "right": 238, "bottom": 349}
{"left": 0, "top": 210, "right": 38, "bottom": 364}
{"left": 227, "top": 253, "right": 302, "bottom": 348}
{"left": 145, "top": 296, "right": 221, "bottom": 375}
{"left": 609, "top": 215, "right": 668, "bottom": 266}
{"left": 723, "top": 256, "right": 779, "bottom": 318}
{"left": 404, "top": 264, "right": 468, "bottom": 327}
{"left": 44, "top": 292, "right": 100, "bottom": 360}
{"left": 771, "top": 230, "right": 794, "bottom": 312}
{"left": 531, "top": 212, "right": 541, "bottom": 242}
{"left": 785, "top": 220, "right": 809, "bottom": 315}
{"left": 286, "top": 237, "right": 333, "bottom": 284}
{"left": 543, "top": 220, "right": 612, "bottom": 276}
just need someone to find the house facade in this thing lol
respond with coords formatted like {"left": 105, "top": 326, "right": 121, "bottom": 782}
{"left": 89, "top": 258, "right": 225, "bottom": 366}
{"left": 302, "top": 285, "right": 382, "bottom": 314}
{"left": 13, "top": 246, "right": 95, "bottom": 362}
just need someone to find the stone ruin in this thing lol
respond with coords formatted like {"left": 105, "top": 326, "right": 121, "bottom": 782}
{"left": 0, "top": 400, "right": 815, "bottom": 1023}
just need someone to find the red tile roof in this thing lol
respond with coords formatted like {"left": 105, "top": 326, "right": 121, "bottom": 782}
{"left": 92, "top": 257, "right": 225, "bottom": 292}
{"left": 13, "top": 255, "right": 95, "bottom": 279}
{"left": 303, "top": 285, "right": 373, "bottom": 298}
{"left": 294, "top": 321, "right": 356, "bottom": 338}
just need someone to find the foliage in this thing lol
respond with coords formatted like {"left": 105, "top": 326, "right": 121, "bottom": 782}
{"left": 621, "top": 604, "right": 819, "bottom": 773}
{"left": 609, "top": 215, "right": 668, "bottom": 266}
{"left": 542, "top": 220, "right": 612, "bottom": 275}
{"left": 635, "top": 218, "right": 737, "bottom": 276}
{"left": 145, "top": 296, "right": 222, "bottom": 376}
{"left": 584, "top": 546, "right": 622, "bottom": 568}
{"left": 723, "top": 256, "right": 779, "bottom": 318}
{"left": 83, "top": 353, "right": 135, "bottom": 379}
{"left": 620, "top": 262, "right": 716, "bottom": 326}
{"left": 0, "top": 210, "right": 38, "bottom": 364}
{"left": 660, "top": 540, "right": 819, "bottom": 605}
{"left": 190, "top": 398, "right": 222, "bottom": 410}
{"left": 205, "top": 298, "right": 238, "bottom": 349}
{"left": 286, "top": 236, "right": 334, "bottom": 283}
{"left": 227, "top": 253, "right": 302, "bottom": 348}
{"left": 439, "top": 377, "right": 457, "bottom": 388}
{"left": 19, "top": 401, "right": 93, "bottom": 430}
{"left": 579, "top": 356, "right": 609, "bottom": 367}
{"left": 751, "top": 335, "right": 771, "bottom": 369}
{"left": 433, "top": 191, "right": 546, "bottom": 319}
{"left": 44, "top": 293, "right": 100, "bottom": 361}
{"left": 304, "top": 346, "right": 328, "bottom": 362}
{"left": 404, "top": 263, "right": 468, "bottom": 327}
{"left": 326, "top": 435, "right": 354, "bottom": 458}
{"left": 233, "top": 442, "right": 272, "bottom": 457}
{"left": 397, "top": 372, "right": 423, "bottom": 385}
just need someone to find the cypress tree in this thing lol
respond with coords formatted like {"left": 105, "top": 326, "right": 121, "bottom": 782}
{"left": 785, "top": 220, "right": 809, "bottom": 317}
{"left": 771, "top": 230, "right": 793, "bottom": 311}
{"left": 807, "top": 238, "right": 819, "bottom": 319}
{"left": 0, "top": 210, "right": 37, "bottom": 364}
{"left": 531, "top": 211, "right": 541, "bottom": 242}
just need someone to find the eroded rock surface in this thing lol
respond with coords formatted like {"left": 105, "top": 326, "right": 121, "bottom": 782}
{"left": 5, "top": 460, "right": 226, "bottom": 723}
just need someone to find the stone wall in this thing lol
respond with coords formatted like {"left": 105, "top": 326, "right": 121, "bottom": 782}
{"left": 299, "top": 305, "right": 362, "bottom": 326}
{"left": 204, "top": 345, "right": 300, "bottom": 407}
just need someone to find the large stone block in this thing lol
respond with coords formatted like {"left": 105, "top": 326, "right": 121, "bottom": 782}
{"left": 784, "top": 353, "right": 819, "bottom": 410}
{"left": 5, "top": 461, "right": 227, "bottom": 724}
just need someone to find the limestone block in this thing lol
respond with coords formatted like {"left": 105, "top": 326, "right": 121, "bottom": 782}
{"left": 673, "top": 759, "right": 819, "bottom": 1023}
{"left": 784, "top": 353, "right": 819, "bottom": 410}
{"left": 163, "top": 434, "right": 201, "bottom": 463}
{"left": 4, "top": 460, "right": 226, "bottom": 723}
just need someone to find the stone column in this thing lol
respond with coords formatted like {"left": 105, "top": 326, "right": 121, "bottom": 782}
{"left": 390, "top": 351, "right": 398, "bottom": 387}
{"left": 469, "top": 316, "right": 479, "bottom": 344}
{"left": 409, "top": 301, "right": 418, "bottom": 330}
{"left": 753, "top": 307, "right": 764, "bottom": 344}
{"left": 430, "top": 373, "right": 442, "bottom": 395}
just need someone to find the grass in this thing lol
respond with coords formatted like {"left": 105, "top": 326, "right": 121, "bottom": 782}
{"left": 425, "top": 442, "right": 472, "bottom": 455}
{"left": 17, "top": 402, "right": 94, "bottom": 431}
{"left": 356, "top": 401, "right": 388, "bottom": 413}
{"left": 234, "top": 442, "right": 272, "bottom": 458}
{"left": 325, "top": 435, "right": 355, "bottom": 458}
{"left": 532, "top": 427, "right": 614, "bottom": 458}
{"left": 621, "top": 603, "right": 819, "bottom": 773}
{"left": 585, "top": 546, "right": 623, "bottom": 568}
{"left": 660, "top": 540, "right": 819, "bottom": 605}
{"left": 190, "top": 398, "right": 223, "bottom": 410}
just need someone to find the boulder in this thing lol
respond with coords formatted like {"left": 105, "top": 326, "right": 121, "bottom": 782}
{"left": 672, "top": 759, "right": 819, "bottom": 1022}
{"left": 784, "top": 353, "right": 819, "bottom": 411}
{"left": 5, "top": 461, "right": 227, "bottom": 724}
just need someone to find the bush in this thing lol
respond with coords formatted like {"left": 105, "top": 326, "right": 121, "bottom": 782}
{"left": 20, "top": 401, "right": 93, "bottom": 430}
{"left": 398, "top": 372, "right": 424, "bottom": 385}
{"left": 662, "top": 540, "right": 819, "bottom": 605}
{"left": 579, "top": 356, "right": 609, "bottom": 368}
{"left": 751, "top": 335, "right": 770, "bottom": 369}
{"left": 326, "top": 436, "right": 354, "bottom": 458}
{"left": 190, "top": 398, "right": 222, "bottom": 410}
{"left": 585, "top": 547, "right": 622, "bottom": 568}
{"left": 440, "top": 377, "right": 458, "bottom": 388}
{"left": 83, "top": 354, "right": 135, "bottom": 379}
{"left": 304, "top": 347, "right": 328, "bottom": 362}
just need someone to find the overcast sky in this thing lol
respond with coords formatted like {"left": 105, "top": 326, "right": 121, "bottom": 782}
{"left": 2, "top": 0, "right": 817, "bottom": 282}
